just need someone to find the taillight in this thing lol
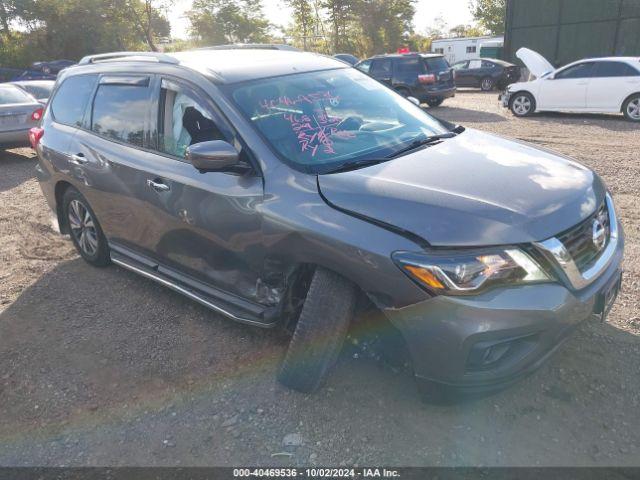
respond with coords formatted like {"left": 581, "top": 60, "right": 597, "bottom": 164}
{"left": 29, "top": 127, "right": 44, "bottom": 150}
{"left": 31, "top": 108, "right": 43, "bottom": 121}
{"left": 418, "top": 74, "right": 436, "bottom": 85}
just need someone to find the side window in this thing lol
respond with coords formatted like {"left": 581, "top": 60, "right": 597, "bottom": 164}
{"left": 593, "top": 61, "right": 640, "bottom": 78}
{"left": 50, "top": 75, "right": 97, "bottom": 127}
{"left": 452, "top": 61, "right": 469, "bottom": 70}
{"left": 370, "top": 59, "right": 392, "bottom": 77}
{"left": 355, "top": 59, "right": 372, "bottom": 74}
{"left": 469, "top": 60, "right": 482, "bottom": 69}
{"left": 555, "top": 63, "right": 595, "bottom": 80}
{"left": 157, "top": 80, "right": 226, "bottom": 158}
{"left": 91, "top": 78, "right": 150, "bottom": 147}
{"left": 482, "top": 61, "right": 495, "bottom": 68}
{"left": 466, "top": 46, "right": 477, "bottom": 54}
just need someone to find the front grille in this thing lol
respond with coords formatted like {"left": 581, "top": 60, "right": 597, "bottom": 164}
{"left": 558, "top": 202, "right": 610, "bottom": 272}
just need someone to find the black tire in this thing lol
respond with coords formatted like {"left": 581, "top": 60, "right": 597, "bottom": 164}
{"left": 622, "top": 94, "right": 640, "bottom": 122}
{"left": 62, "top": 187, "right": 110, "bottom": 267}
{"left": 395, "top": 87, "right": 410, "bottom": 97}
{"left": 480, "top": 77, "right": 495, "bottom": 92}
{"left": 509, "top": 92, "right": 536, "bottom": 117}
{"left": 277, "top": 267, "right": 357, "bottom": 393}
{"left": 426, "top": 98, "right": 444, "bottom": 107}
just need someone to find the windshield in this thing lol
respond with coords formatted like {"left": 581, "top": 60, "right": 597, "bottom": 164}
{"left": 227, "top": 68, "right": 449, "bottom": 173}
{"left": 424, "top": 57, "right": 450, "bottom": 72}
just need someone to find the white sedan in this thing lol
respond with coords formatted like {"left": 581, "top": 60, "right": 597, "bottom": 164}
{"left": 501, "top": 48, "right": 640, "bottom": 122}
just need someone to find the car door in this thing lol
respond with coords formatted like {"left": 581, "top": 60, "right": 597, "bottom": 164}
{"left": 140, "top": 76, "right": 265, "bottom": 302}
{"left": 370, "top": 58, "right": 393, "bottom": 87}
{"left": 452, "top": 61, "right": 471, "bottom": 86}
{"left": 538, "top": 62, "right": 595, "bottom": 110}
{"left": 587, "top": 61, "right": 640, "bottom": 111}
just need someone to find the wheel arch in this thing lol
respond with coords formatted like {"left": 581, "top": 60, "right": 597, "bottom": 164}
{"left": 620, "top": 92, "right": 640, "bottom": 112}
{"left": 54, "top": 180, "right": 74, "bottom": 234}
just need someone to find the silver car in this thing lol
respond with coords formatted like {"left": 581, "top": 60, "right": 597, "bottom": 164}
{"left": 0, "top": 84, "right": 43, "bottom": 149}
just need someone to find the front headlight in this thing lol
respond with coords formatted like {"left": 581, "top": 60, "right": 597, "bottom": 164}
{"left": 393, "top": 248, "right": 550, "bottom": 295}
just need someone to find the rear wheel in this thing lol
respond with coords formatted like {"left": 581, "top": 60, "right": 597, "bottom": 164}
{"left": 278, "top": 267, "right": 357, "bottom": 393}
{"left": 480, "top": 77, "right": 494, "bottom": 91}
{"left": 62, "top": 188, "right": 110, "bottom": 267}
{"left": 623, "top": 94, "right": 640, "bottom": 122}
{"left": 426, "top": 98, "right": 444, "bottom": 107}
{"left": 395, "top": 87, "right": 410, "bottom": 97}
{"left": 510, "top": 92, "right": 535, "bottom": 117}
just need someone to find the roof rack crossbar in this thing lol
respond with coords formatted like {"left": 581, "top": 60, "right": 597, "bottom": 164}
{"left": 79, "top": 52, "right": 179, "bottom": 65}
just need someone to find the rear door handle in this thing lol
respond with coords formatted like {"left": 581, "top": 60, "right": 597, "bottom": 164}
{"left": 147, "top": 179, "right": 170, "bottom": 193}
{"left": 69, "top": 153, "right": 88, "bottom": 165}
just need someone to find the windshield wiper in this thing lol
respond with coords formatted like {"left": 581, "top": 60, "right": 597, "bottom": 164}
{"left": 324, "top": 158, "right": 390, "bottom": 174}
{"left": 387, "top": 132, "right": 457, "bottom": 159}
{"left": 323, "top": 132, "right": 459, "bottom": 174}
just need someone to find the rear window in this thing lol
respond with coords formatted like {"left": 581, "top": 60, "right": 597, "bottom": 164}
{"left": 91, "top": 82, "right": 150, "bottom": 147}
{"left": 0, "top": 85, "right": 33, "bottom": 105}
{"left": 51, "top": 75, "right": 98, "bottom": 127}
{"left": 21, "top": 84, "right": 53, "bottom": 99}
{"left": 395, "top": 58, "right": 424, "bottom": 75}
{"left": 423, "top": 57, "right": 450, "bottom": 73}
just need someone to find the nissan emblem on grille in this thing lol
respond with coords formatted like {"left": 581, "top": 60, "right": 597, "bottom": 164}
{"left": 592, "top": 218, "right": 607, "bottom": 251}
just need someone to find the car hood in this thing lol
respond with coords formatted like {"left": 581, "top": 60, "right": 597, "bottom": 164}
{"left": 317, "top": 129, "right": 604, "bottom": 247}
{"left": 516, "top": 47, "right": 555, "bottom": 78}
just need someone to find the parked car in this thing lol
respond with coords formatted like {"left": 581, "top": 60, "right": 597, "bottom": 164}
{"left": 334, "top": 53, "right": 359, "bottom": 65}
{"left": 501, "top": 48, "right": 640, "bottom": 122}
{"left": 33, "top": 50, "right": 624, "bottom": 400}
{"left": 0, "top": 84, "right": 43, "bottom": 149}
{"left": 355, "top": 53, "right": 456, "bottom": 107}
{"left": 30, "top": 59, "right": 76, "bottom": 75}
{"left": 0, "top": 67, "right": 56, "bottom": 82}
{"left": 451, "top": 58, "right": 521, "bottom": 91}
{"left": 11, "top": 80, "right": 55, "bottom": 104}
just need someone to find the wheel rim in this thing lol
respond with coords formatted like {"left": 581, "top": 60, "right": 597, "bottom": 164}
{"left": 68, "top": 199, "right": 99, "bottom": 256}
{"left": 482, "top": 79, "right": 492, "bottom": 90}
{"left": 627, "top": 98, "right": 640, "bottom": 120}
{"left": 513, "top": 95, "right": 531, "bottom": 115}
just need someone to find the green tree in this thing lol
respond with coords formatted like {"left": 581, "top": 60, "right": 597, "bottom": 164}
{"left": 357, "top": 0, "right": 415, "bottom": 55}
{"left": 286, "top": 0, "right": 316, "bottom": 50}
{"left": 114, "top": 0, "right": 173, "bottom": 51}
{"left": 188, "top": 0, "right": 271, "bottom": 45}
{"left": 469, "top": 0, "right": 506, "bottom": 35}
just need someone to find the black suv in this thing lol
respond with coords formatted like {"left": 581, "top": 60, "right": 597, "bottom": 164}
{"left": 355, "top": 53, "right": 456, "bottom": 106}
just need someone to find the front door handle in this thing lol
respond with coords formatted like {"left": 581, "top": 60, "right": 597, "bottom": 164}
{"left": 69, "top": 153, "right": 88, "bottom": 165}
{"left": 147, "top": 179, "right": 170, "bottom": 193}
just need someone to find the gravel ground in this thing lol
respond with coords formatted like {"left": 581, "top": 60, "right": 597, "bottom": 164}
{"left": 0, "top": 91, "right": 639, "bottom": 467}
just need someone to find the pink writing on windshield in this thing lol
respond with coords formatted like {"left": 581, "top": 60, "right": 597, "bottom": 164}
{"left": 259, "top": 91, "right": 340, "bottom": 110}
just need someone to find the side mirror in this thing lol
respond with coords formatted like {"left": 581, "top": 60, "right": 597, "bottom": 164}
{"left": 186, "top": 140, "right": 242, "bottom": 172}
{"left": 407, "top": 96, "right": 421, "bottom": 106}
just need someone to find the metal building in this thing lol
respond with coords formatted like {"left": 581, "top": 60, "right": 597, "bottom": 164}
{"left": 504, "top": 0, "right": 640, "bottom": 67}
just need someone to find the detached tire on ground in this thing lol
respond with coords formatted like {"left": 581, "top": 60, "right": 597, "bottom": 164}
{"left": 278, "top": 267, "right": 357, "bottom": 393}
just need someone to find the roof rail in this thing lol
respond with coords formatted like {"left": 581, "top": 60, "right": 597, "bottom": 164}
{"left": 78, "top": 51, "right": 179, "bottom": 65}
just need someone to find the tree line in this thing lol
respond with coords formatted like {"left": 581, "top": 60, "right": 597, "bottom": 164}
{"left": 0, "top": 0, "right": 505, "bottom": 68}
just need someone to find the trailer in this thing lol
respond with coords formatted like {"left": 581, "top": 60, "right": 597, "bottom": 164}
{"left": 431, "top": 36, "right": 503, "bottom": 64}
{"left": 504, "top": 0, "right": 640, "bottom": 68}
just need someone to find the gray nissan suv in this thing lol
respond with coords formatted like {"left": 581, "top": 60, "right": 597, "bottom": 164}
{"left": 32, "top": 49, "right": 624, "bottom": 400}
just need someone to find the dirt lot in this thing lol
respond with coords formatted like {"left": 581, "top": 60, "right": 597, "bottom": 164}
{"left": 0, "top": 91, "right": 639, "bottom": 467}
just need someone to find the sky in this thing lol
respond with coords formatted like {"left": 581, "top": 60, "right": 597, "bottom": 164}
{"left": 169, "top": 0, "right": 475, "bottom": 40}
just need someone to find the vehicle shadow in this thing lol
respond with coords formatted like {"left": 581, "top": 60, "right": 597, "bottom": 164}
{"left": 0, "top": 149, "right": 37, "bottom": 192}
{"left": 527, "top": 111, "right": 634, "bottom": 132}
{"left": 428, "top": 105, "right": 508, "bottom": 124}
{"left": 0, "top": 256, "right": 639, "bottom": 466}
